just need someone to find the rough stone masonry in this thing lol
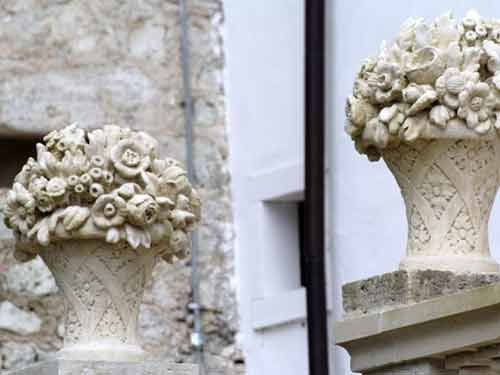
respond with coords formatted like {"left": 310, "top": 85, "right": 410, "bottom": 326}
{"left": 0, "top": 0, "right": 243, "bottom": 373}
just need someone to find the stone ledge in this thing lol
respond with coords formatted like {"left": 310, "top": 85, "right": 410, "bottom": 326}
{"left": 336, "top": 282, "right": 500, "bottom": 372}
{"left": 4, "top": 360, "right": 198, "bottom": 375}
{"left": 343, "top": 270, "right": 500, "bottom": 317}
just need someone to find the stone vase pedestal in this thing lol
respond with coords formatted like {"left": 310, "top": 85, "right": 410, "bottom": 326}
{"left": 39, "top": 240, "right": 159, "bottom": 362}
{"left": 383, "top": 138, "right": 500, "bottom": 273}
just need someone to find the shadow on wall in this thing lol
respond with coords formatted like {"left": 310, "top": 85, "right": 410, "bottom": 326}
{"left": 0, "top": 138, "right": 40, "bottom": 187}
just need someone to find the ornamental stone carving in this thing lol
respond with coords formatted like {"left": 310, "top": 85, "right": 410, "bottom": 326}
{"left": 2, "top": 124, "right": 200, "bottom": 362}
{"left": 346, "top": 10, "right": 500, "bottom": 273}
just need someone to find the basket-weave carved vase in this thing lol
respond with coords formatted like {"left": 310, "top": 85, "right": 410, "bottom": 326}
{"left": 3, "top": 125, "right": 200, "bottom": 362}
{"left": 40, "top": 240, "right": 160, "bottom": 362}
{"left": 383, "top": 137, "right": 500, "bottom": 273}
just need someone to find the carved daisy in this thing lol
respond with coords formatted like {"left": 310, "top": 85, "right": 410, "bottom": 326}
{"left": 91, "top": 194, "right": 127, "bottom": 229}
{"left": 457, "top": 82, "right": 494, "bottom": 134}
{"left": 110, "top": 139, "right": 151, "bottom": 179}
{"left": 46, "top": 177, "right": 67, "bottom": 198}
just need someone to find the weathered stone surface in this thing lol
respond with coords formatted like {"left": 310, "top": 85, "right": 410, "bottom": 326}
{"left": 58, "top": 360, "right": 198, "bottom": 375}
{"left": 343, "top": 270, "right": 500, "bottom": 316}
{"left": 0, "top": 67, "right": 160, "bottom": 137}
{"left": 342, "top": 270, "right": 410, "bottom": 315}
{"left": 3, "top": 359, "right": 197, "bottom": 375}
{"left": 0, "top": 301, "right": 42, "bottom": 335}
{"left": 6, "top": 257, "right": 58, "bottom": 297}
{"left": 0, "top": 342, "right": 37, "bottom": 370}
{"left": 366, "top": 359, "right": 448, "bottom": 375}
{"left": 336, "top": 282, "right": 500, "bottom": 373}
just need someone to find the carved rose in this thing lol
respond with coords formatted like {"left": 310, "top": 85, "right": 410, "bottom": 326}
{"left": 126, "top": 194, "right": 159, "bottom": 226}
{"left": 110, "top": 139, "right": 151, "bottom": 179}
{"left": 91, "top": 194, "right": 127, "bottom": 229}
{"left": 29, "top": 177, "right": 55, "bottom": 213}
{"left": 36, "top": 194, "right": 55, "bottom": 213}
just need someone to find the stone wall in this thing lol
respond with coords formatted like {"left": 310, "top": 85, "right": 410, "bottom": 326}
{"left": 0, "top": 0, "right": 243, "bottom": 373}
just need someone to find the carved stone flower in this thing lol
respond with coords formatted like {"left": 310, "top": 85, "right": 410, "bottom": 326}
{"left": 29, "top": 176, "right": 48, "bottom": 195}
{"left": 430, "top": 105, "right": 455, "bottom": 128}
{"left": 397, "top": 17, "right": 429, "bottom": 51}
{"left": 345, "top": 96, "right": 378, "bottom": 136}
{"left": 457, "top": 82, "right": 494, "bottom": 133}
{"left": 46, "top": 177, "right": 67, "bottom": 198}
{"left": 361, "top": 118, "right": 390, "bottom": 149}
{"left": 91, "top": 194, "right": 127, "bottom": 229}
{"left": 36, "top": 193, "right": 55, "bottom": 213}
{"left": 110, "top": 139, "right": 151, "bottom": 179}
{"left": 366, "top": 62, "right": 405, "bottom": 104}
{"left": 491, "top": 28, "right": 500, "bottom": 43}
{"left": 378, "top": 104, "right": 407, "bottom": 135}
{"left": 3, "top": 183, "right": 36, "bottom": 234}
{"left": 126, "top": 194, "right": 159, "bottom": 226}
{"left": 14, "top": 158, "right": 42, "bottom": 187}
{"left": 402, "top": 84, "right": 437, "bottom": 116}
{"left": 436, "top": 68, "right": 479, "bottom": 109}
{"left": 29, "top": 177, "right": 55, "bottom": 213}
{"left": 489, "top": 73, "right": 500, "bottom": 129}
{"left": 43, "top": 124, "right": 86, "bottom": 155}
{"left": 169, "top": 230, "right": 189, "bottom": 255}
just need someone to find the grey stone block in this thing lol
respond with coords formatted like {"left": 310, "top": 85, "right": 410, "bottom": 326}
{"left": 3, "top": 361, "right": 57, "bottom": 375}
{"left": 2, "top": 360, "right": 198, "bottom": 375}
{"left": 342, "top": 270, "right": 500, "bottom": 316}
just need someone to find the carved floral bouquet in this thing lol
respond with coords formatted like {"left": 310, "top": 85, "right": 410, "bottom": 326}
{"left": 3, "top": 124, "right": 200, "bottom": 262}
{"left": 346, "top": 10, "right": 500, "bottom": 161}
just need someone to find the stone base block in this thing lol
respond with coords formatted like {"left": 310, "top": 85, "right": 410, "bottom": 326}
{"left": 342, "top": 269, "right": 500, "bottom": 317}
{"left": 366, "top": 359, "right": 453, "bottom": 375}
{"left": 3, "top": 360, "right": 198, "bottom": 375}
{"left": 336, "top": 278, "right": 500, "bottom": 372}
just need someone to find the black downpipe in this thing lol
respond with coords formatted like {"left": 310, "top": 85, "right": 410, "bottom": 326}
{"left": 304, "top": 1, "right": 329, "bottom": 375}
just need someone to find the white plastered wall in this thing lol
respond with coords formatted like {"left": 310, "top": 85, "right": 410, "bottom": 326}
{"left": 329, "top": 1, "right": 500, "bottom": 374}
{"left": 223, "top": 1, "right": 309, "bottom": 374}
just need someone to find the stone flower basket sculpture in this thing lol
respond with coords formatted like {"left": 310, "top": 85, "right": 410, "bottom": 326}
{"left": 3, "top": 124, "right": 200, "bottom": 362}
{"left": 346, "top": 10, "right": 500, "bottom": 274}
